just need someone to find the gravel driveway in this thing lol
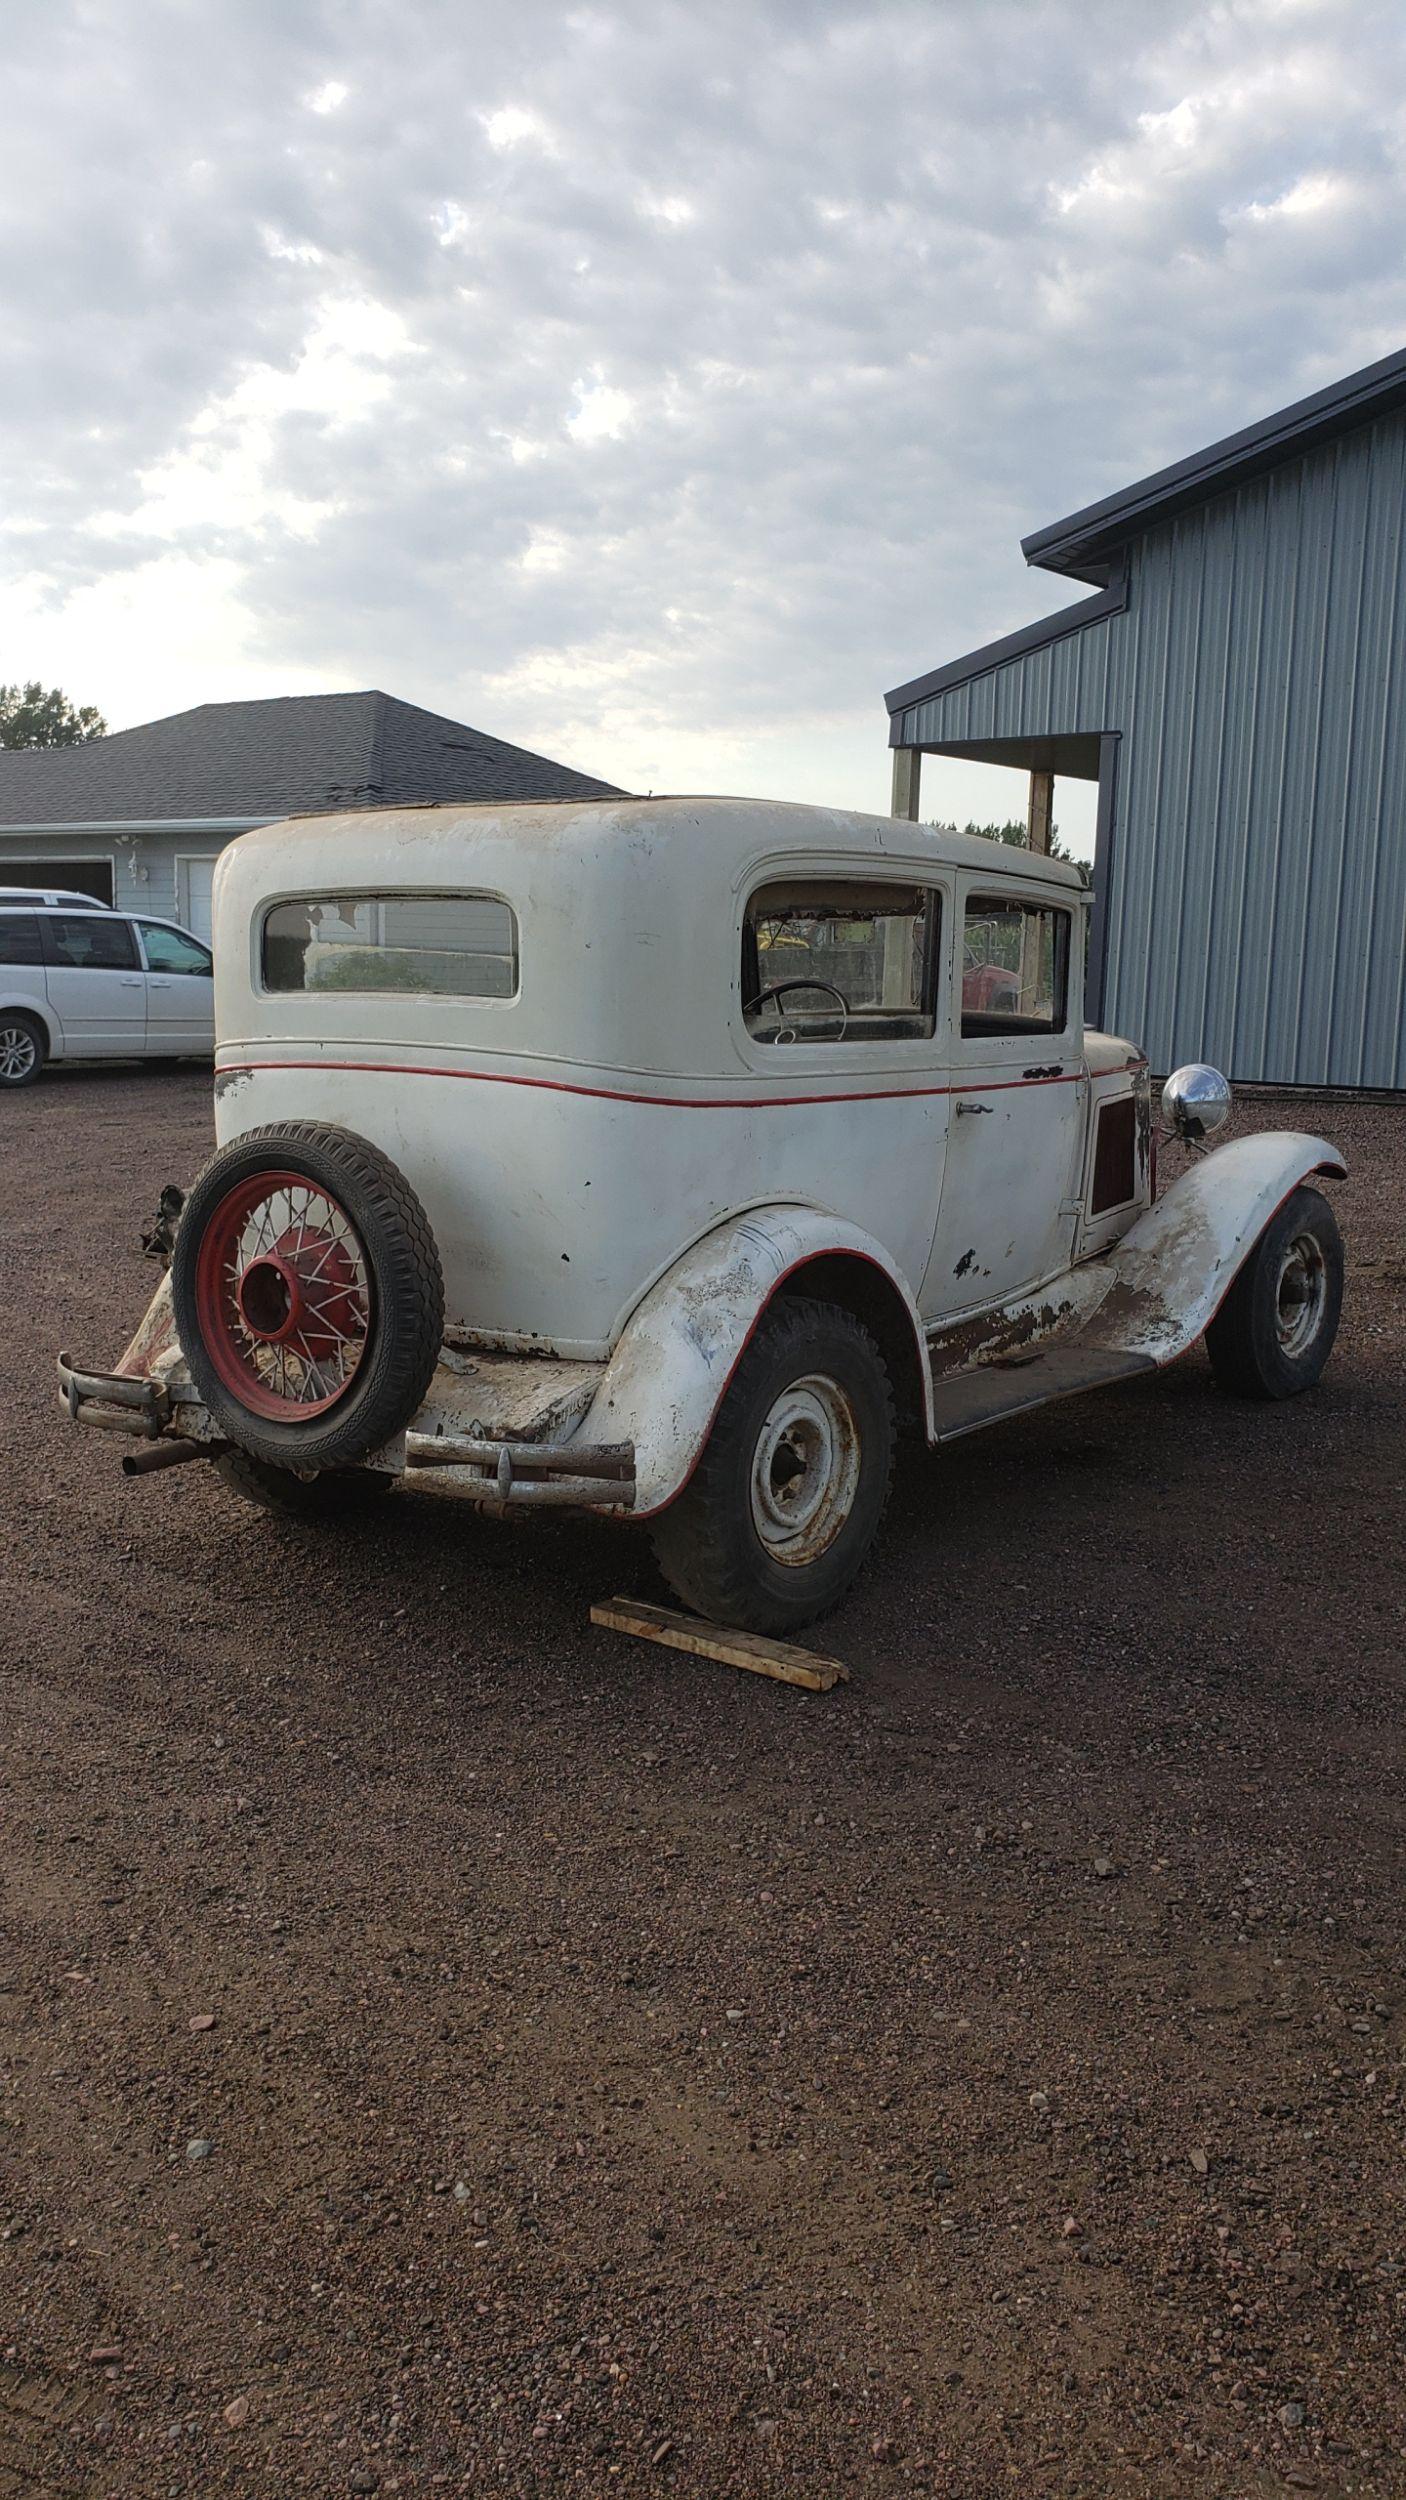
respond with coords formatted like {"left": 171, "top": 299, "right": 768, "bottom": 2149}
{"left": 2, "top": 1067, "right": 1404, "bottom": 2499}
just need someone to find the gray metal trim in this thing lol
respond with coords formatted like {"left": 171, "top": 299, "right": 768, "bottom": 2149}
{"left": 0, "top": 817, "right": 267, "bottom": 835}
{"left": 1023, "top": 343, "right": 1406, "bottom": 580}
{"left": 886, "top": 561, "right": 1128, "bottom": 725}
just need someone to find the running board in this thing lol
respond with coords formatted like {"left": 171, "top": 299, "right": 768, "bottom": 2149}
{"left": 929, "top": 1346, "right": 1156, "bottom": 1443}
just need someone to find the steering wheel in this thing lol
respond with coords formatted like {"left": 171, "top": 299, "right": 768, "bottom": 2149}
{"left": 748, "top": 978, "right": 851, "bottom": 1042}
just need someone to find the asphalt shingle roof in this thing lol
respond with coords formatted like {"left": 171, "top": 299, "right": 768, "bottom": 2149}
{"left": 0, "top": 691, "right": 625, "bottom": 825}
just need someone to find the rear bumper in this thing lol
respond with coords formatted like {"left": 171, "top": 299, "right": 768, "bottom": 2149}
{"left": 403, "top": 1430, "right": 635, "bottom": 1508}
{"left": 58, "top": 1352, "right": 174, "bottom": 1439}
{"left": 57, "top": 1353, "right": 636, "bottom": 1510}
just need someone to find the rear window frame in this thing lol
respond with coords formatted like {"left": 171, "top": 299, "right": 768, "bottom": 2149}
{"left": 256, "top": 887, "right": 521, "bottom": 1006}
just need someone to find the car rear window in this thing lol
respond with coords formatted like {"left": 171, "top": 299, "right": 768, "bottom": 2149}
{"left": 0, "top": 913, "right": 42, "bottom": 966}
{"left": 261, "top": 893, "right": 519, "bottom": 999}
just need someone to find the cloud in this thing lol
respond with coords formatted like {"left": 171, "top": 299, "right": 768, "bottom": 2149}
{"left": 4, "top": 0, "right": 1406, "bottom": 843}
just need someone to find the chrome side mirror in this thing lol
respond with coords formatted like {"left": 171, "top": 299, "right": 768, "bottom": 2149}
{"left": 1161, "top": 1063, "right": 1232, "bottom": 1142}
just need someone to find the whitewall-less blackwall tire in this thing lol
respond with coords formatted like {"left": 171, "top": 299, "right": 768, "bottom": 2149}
{"left": 650, "top": 1298, "right": 896, "bottom": 1633}
{"left": 1205, "top": 1185, "right": 1344, "bottom": 1400}
{"left": 0, "top": 1013, "right": 46, "bottom": 1089}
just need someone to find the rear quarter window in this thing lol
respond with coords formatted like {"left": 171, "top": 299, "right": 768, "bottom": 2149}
{"left": 262, "top": 893, "right": 518, "bottom": 999}
{"left": 0, "top": 913, "right": 42, "bottom": 966}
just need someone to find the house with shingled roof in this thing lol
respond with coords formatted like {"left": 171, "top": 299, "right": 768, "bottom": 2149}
{"left": 0, "top": 691, "right": 624, "bottom": 939}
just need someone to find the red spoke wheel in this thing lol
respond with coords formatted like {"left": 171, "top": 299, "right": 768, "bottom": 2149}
{"left": 172, "top": 1121, "right": 444, "bottom": 1470}
{"left": 195, "top": 1171, "right": 372, "bottom": 1420}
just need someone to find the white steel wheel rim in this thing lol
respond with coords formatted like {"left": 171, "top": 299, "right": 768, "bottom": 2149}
{"left": 749, "top": 1372, "right": 861, "bottom": 1568}
{"left": 1276, "top": 1231, "right": 1328, "bottom": 1358}
{"left": 0, "top": 1023, "right": 37, "bottom": 1081}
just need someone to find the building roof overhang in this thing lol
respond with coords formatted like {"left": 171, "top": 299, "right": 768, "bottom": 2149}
{"left": 1023, "top": 340, "right": 1406, "bottom": 583}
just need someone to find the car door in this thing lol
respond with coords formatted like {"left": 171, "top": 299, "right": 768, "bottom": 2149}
{"left": 136, "top": 920, "right": 215, "bottom": 1052}
{"left": 38, "top": 912, "right": 147, "bottom": 1053}
{"left": 920, "top": 881, "right": 1086, "bottom": 1319}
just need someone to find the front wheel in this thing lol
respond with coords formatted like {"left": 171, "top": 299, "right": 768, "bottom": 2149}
{"left": 650, "top": 1298, "right": 895, "bottom": 1633}
{"left": 1205, "top": 1184, "right": 1343, "bottom": 1400}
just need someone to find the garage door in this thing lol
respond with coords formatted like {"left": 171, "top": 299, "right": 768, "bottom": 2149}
{"left": 177, "top": 856, "right": 217, "bottom": 943}
{"left": 3, "top": 857, "right": 114, "bottom": 904}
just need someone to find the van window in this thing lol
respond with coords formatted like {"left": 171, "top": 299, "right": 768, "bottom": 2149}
{"left": 0, "top": 913, "right": 42, "bottom": 966}
{"left": 138, "top": 922, "right": 212, "bottom": 976}
{"left": 960, "top": 898, "right": 1071, "bottom": 1037}
{"left": 262, "top": 893, "right": 518, "bottom": 999}
{"left": 43, "top": 914, "right": 139, "bottom": 971}
{"left": 743, "top": 881, "right": 938, "bottom": 1044}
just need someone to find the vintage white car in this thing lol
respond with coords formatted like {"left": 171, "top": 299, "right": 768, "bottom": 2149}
{"left": 60, "top": 797, "right": 1345, "bottom": 1631}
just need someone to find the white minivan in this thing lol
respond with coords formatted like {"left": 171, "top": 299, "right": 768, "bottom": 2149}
{"left": 0, "top": 904, "right": 214, "bottom": 1087}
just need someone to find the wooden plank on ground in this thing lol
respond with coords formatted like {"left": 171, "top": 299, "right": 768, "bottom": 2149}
{"left": 590, "top": 1597, "right": 848, "bottom": 1692}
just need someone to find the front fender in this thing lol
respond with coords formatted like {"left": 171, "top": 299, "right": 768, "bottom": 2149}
{"left": 1097, "top": 1129, "right": 1345, "bottom": 1365}
{"left": 576, "top": 1208, "right": 930, "bottom": 1516}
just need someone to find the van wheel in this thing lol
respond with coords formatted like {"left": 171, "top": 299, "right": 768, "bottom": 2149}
{"left": 651, "top": 1298, "right": 895, "bottom": 1633}
{"left": 172, "top": 1120, "right": 443, "bottom": 1468}
{"left": 215, "top": 1448, "right": 395, "bottom": 1518}
{"left": 0, "top": 1012, "right": 46, "bottom": 1088}
{"left": 1205, "top": 1185, "right": 1344, "bottom": 1400}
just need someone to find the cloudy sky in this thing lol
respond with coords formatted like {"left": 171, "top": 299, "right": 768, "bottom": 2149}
{"left": 6, "top": 0, "right": 1406, "bottom": 854}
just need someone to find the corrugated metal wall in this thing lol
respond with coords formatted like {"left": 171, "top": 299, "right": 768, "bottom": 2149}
{"left": 894, "top": 410, "right": 1406, "bottom": 1088}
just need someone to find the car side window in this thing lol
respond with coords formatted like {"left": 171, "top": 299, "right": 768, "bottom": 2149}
{"left": 742, "top": 881, "right": 939, "bottom": 1044}
{"left": 0, "top": 913, "right": 42, "bottom": 966}
{"left": 960, "top": 897, "right": 1071, "bottom": 1038}
{"left": 43, "top": 914, "right": 139, "bottom": 972}
{"left": 139, "top": 922, "right": 212, "bottom": 975}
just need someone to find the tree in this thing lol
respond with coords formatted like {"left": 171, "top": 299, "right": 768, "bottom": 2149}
{"left": 958, "top": 816, "right": 1076, "bottom": 864}
{"left": 0, "top": 681, "right": 107, "bottom": 749}
{"left": 920, "top": 820, "right": 1085, "bottom": 880}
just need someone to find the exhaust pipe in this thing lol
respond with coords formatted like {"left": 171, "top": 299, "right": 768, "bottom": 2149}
{"left": 121, "top": 1439, "right": 213, "bottom": 1477}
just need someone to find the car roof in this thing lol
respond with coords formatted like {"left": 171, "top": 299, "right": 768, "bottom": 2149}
{"left": 0, "top": 888, "right": 112, "bottom": 905}
{"left": 236, "top": 794, "right": 1089, "bottom": 893}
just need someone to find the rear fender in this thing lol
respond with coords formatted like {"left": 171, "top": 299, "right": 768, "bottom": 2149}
{"left": 576, "top": 1208, "right": 931, "bottom": 1516}
{"left": 1094, "top": 1130, "right": 1346, "bottom": 1365}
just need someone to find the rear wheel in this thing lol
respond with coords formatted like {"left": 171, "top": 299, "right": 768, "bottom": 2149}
{"left": 651, "top": 1298, "right": 895, "bottom": 1633}
{"left": 0, "top": 1012, "right": 46, "bottom": 1089}
{"left": 1205, "top": 1185, "right": 1343, "bottom": 1400}
{"left": 172, "top": 1121, "right": 443, "bottom": 1467}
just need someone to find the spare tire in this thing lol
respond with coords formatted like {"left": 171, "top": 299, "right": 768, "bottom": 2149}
{"left": 171, "top": 1120, "right": 444, "bottom": 1468}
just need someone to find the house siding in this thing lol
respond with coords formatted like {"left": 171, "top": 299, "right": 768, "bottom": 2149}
{"left": 0, "top": 825, "right": 253, "bottom": 929}
{"left": 892, "top": 408, "right": 1406, "bottom": 1089}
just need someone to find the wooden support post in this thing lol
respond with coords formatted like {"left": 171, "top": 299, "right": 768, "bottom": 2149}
{"left": 890, "top": 747, "right": 922, "bottom": 822}
{"left": 1026, "top": 768, "right": 1055, "bottom": 855}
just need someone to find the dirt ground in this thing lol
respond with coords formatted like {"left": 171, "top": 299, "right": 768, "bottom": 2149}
{"left": 2, "top": 1066, "right": 1405, "bottom": 2500}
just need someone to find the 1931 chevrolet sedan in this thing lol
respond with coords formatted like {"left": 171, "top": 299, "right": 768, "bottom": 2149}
{"left": 60, "top": 797, "right": 1345, "bottom": 1631}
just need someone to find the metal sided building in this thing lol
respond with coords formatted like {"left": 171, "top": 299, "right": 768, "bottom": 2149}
{"left": 886, "top": 347, "right": 1406, "bottom": 1090}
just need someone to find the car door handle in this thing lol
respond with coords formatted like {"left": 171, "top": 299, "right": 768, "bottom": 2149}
{"left": 955, "top": 1099, "right": 993, "bottom": 1116}
{"left": 148, "top": 978, "right": 174, "bottom": 988}
{"left": 119, "top": 975, "right": 144, "bottom": 986}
